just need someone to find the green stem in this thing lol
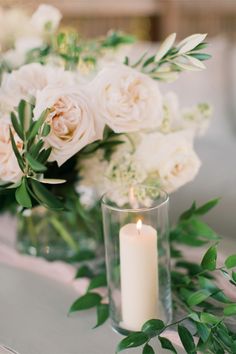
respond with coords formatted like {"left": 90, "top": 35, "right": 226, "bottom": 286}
{"left": 26, "top": 214, "right": 38, "bottom": 247}
{"left": 49, "top": 216, "right": 78, "bottom": 251}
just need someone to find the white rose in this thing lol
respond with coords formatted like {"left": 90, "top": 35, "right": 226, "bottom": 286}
{"left": 0, "top": 63, "right": 75, "bottom": 112}
{"left": 90, "top": 64, "right": 163, "bottom": 133}
{"left": 0, "top": 117, "right": 23, "bottom": 183}
{"left": 30, "top": 4, "right": 62, "bottom": 34}
{"left": 136, "top": 130, "right": 201, "bottom": 193}
{"left": 33, "top": 86, "right": 104, "bottom": 166}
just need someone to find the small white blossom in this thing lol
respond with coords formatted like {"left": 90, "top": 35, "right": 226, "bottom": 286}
{"left": 30, "top": 4, "right": 62, "bottom": 34}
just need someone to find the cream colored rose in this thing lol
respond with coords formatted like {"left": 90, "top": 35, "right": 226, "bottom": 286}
{"left": 34, "top": 86, "right": 104, "bottom": 166}
{"left": 0, "top": 63, "right": 75, "bottom": 112}
{"left": 136, "top": 130, "right": 201, "bottom": 193}
{"left": 90, "top": 64, "right": 163, "bottom": 133}
{"left": 30, "top": 4, "right": 62, "bottom": 34}
{"left": 0, "top": 117, "right": 23, "bottom": 183}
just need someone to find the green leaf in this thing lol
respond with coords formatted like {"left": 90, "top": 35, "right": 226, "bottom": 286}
{"left": 27, "top": 108, "right": 49, "bottom": 140}
{"left": 159, "top": 336, "right": 177, "bottom": 353}
{"left": 26, "top": 153, "right": 47, "bottom": 172}
{"left": 94, "top": 303, "right": 109, "bottom": 328}
{"left": 225, "top": 255, "right": 236, "bottom": 269}
{"left": 201, "top": 245, "right": 217, "bottom": 271}
{"left": 223, "top": 303, "right": 236, "bottom": 316}
{"left": 9, "top": 128, "right": 24, "bottom": 172}
{"left": 195, "top": 198, "right": 220, "bottom": 215}
{"left": 196, "top": 322, "right": 210, "bottom": 342}
{"left": 189, "top": 53, "right": 212, "bottom": 61}
{"left": 18, "top": 100, "right": 32, "bottom": 131}
{"left": 212, "top": 290, "right": 233, "bottom": 304}
{"left": 180, "top": 201, "right": 196, "bottom": 220}
{"left": 69, "top": 293, "right": 102, "bottom": 314}
{"left": 124, "top": 56, "right": 129, "bottom": 65}
{"left": 142, "top": 55, "right": 155, "bottom": 68}
{"left": 142, "top": 319, "right": 165, "bottom": 338}
{"left": 37, "top": 147, "right": 52, "bottom": 163}
{"left": 188, "top": 313, "right": 200, "bottom": 322}
{"left": 40, "top": 178, "right": 66, "bottom": 184}
{"left": 214, "top": 325, "right": 234, "bottom": 348}
{"left": 69, "top": 249, "right": 96, "bottom": 263}
{"left": 15, "top": 178, "right": 32, "bottom": 208}
{"left": 178, "top": 325, "right": 196, "bottom": 354}
{"left": 187, "top": 289, "right": 211, "bottom": 307}
{"left": 176, "top": 261, "right": 202, "bottom": 276}
{"left": 200, "top": 312, "right": 221, "bottom": 325}
{"left": 30, "top": 179, "right": 64, "bottom": 210}
{"left": 18, "top": 100, "right": 26, "bottom": 127}
{"left": 75, "top": 265, "right": 94, "bottom": 279}
{"left": 192, "top": 42, "right": 208, "bottom": 51}
{"left": 116, "top": 332, "right": 148, "bottom": 353}
{"left": 11, "top": 112, "right": 24, "bottom": 140}
{"left": 231, "top": 341, "right": 236, "bottom": 352}
{"left": 41, "top": 123, "right": 51, "bottom": 137}
{"left": 232, "top": 271, "right": 236, "bottom": 283}
{"left": 87, "top": 273, "right": 107, "bottom": 291}
{"left": 184, "top": 218, "right": 219, "bottom": 240}
{"left": 142, "top": 343, "right": 155, "bottom": 354}
{"left": 29, "top": 140, "right": 44, "bottom": 158}
{"left": 57, "top": 32, "right": 66, "bottom": 46}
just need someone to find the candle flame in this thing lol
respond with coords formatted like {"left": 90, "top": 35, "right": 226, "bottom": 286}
{"left": 136, "top": 219, "right": 142, "bottom": 232}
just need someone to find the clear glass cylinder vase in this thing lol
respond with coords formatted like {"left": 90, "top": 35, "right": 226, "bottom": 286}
{"left": 101, "top": 185, "right": 172, "bottom": 335}
{"left": 17, "top": 205, "right": 101, "bottom": 261}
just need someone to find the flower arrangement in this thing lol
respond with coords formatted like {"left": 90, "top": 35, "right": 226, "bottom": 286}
{"left": 0, "top": 4, "right": 211, "bottom": 216}
{"left": 1, "top": 5, "right": 236, "bottom": 354}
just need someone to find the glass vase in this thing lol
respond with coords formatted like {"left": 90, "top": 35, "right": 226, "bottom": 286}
{"left": 16, "top": 204, "right": 102, "bottom": 261}
{"left": 101, "top": 184, "right": 172, "bottom": 335}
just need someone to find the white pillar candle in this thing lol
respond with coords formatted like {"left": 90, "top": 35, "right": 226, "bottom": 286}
{"left": 119, "top": 220, "right": 158, "bottom": 331}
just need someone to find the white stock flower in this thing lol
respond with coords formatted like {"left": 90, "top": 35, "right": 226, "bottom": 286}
{"left": 159, "top": 92, "right": 211, "bottom": 137}
{"left": 78, "top": 136, "right": 146, "bottom": 206}
{"left": 30, "top": 4, "right": 62, "bottom": 34}
{"left": 3, "top": 36, "right": 43, "bottom": 69}
{"left": 90, "top": 64, "right": 163, "bottom": 133}
{"left": 181, "top": 103, "right": 212, "bottom": 136}
{"left": 0, "top": 117, "right": 23, "bottom": 183}
{"left": 106, "top": 153, "right": 146, "bottom": 187}
{"left": 34, "top": 86, "right": 104, "bottom": 166}
{"left": 135, "top": 130, "right": 201, "bottom": 193}
{"left": 160, "top": 92, "right": 180, "bottom": 133}
{"left": 78, "top": 150, "right": 109, "bottom": 203}
{"left": 0, "top": 63, "right": 75, "bottom": 112}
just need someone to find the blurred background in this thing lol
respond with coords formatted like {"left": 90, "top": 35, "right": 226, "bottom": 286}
{"left": 0, "top": 0, "right": 235, "bottom": 247}
{"left": 1, "top": 0, "right": 236, "bottom": 40}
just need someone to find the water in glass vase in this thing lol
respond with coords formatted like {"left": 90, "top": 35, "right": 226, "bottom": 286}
{"left": 16, "top": 206, "right": 101, "bottom": 261}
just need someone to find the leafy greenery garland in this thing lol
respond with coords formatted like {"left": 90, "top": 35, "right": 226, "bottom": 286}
{"left": 68, "top": 200, "right": 236, "bottom": 354}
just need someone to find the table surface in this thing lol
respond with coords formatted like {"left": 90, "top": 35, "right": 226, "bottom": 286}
{"left": 0, "top": 263, "right": 184, "bottom": 354}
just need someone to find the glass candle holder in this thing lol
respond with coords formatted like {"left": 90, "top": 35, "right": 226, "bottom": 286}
{"left": 101, "top": 185, "right": 172, "bottom": 335}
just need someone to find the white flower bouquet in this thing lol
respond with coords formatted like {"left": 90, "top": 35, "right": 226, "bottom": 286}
{"left": 0, "top": 4, "right": 212, "bottom": 257}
